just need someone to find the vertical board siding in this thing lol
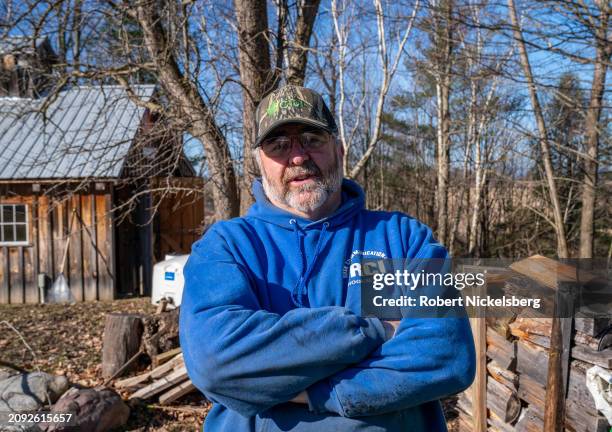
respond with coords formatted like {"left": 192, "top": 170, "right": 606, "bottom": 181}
{"left": 0, "top": 247, "right": 8, "bottom": 303}
{"left": 140, "top": 193, "right": 152, "bottom": 296}
{"left": 69, "top": 195, "right": 84, "bottom": 301}
{"left": 96, "top": 193, "right": 114, "bottom": 301}
{"left": 37, "top": 195, "right": 53, "bottom": 288}
{"left": 47, "top": 198, "right": 55, "bottom": 280}
{"left": 31, "top": 196, "right": 40, "bottom": 303}
{"left": 8, "top": 247, "right": 21, "bottom": 304}
{"left": 0, "top": 190, "right": 115, "bottom": 304}
{"left": 52, "top": 202, "right": 64, "bottom": 282}
{"left": 23, "top": 195, "right": 37, "bottom": 303}
{"left": 81, "top": 194, "right": 97, "bottom": 302}
{"left": 154, "top": 178, "right": 205, "bottom": 260}
{"left": 1, "top": 180, "right": 203, "bottom": 304}
{"left": 23, "top": 244, "right": 36, "bottom": 303}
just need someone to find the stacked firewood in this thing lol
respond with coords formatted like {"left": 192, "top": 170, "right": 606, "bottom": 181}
{"left": 456, "top": 256, "right": 612, "bottom": 432}
{"left": 114, "top": 348, "right": 196, "bottom": 404}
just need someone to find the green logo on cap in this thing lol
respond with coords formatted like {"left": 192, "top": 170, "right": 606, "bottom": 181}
{"left": 279, "top": 97, "right": 306, "bottom": 110}
{"left": 266, "top": 97, "right": 309, "bottom": 118}
{"left": 266, "top": 100, "right": 279, "bottom": 117}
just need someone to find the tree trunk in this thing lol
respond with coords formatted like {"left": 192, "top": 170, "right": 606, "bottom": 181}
{"left": 579, "top": 5, "right": 610, "bottom": 258}
{"left": 102, "top": 313, "right": 144, "bottom": 379}
{"left": 502, "top": 6, "right": 575, "bottom": 416}
{"left": 286, "top": 0, "right": 322, "bottom": 86}
{"left": 72, "top": 0, "right": 82, "bottom": 64}
{"left": 433, "top": 0, "right": 454, "bottom": 247}
{"left": 508, "top": 0, "right": 569, "bottom": 259}
{"left": 234, "top": 0, "right": 274, "bottom": 213}
{"left": 436, "top": 78, "right": 451, "bottom": 247}
{"left": 234, "top": 0, "right": 319, "bottom": 213}
{"left": 469, "top": 141, "right": 486, "bottom": 256}
{"left": 135, "top": 1, "right": 239, "bottom": 220}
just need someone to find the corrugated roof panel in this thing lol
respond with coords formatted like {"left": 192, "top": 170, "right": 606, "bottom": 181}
{"left": 63, "top": 90, "right": 109, "bottom": 177}
{"left": 15, "top": 92, "right": 72, "bottom": 178}
{"left": 105, "top": 91, "right": 147, "bottom": 177}
{"left": 0, "top": 85, "right": 156, "bottom": 179}
{"left": 45, "top": 88, "right": 117, "bottom": 178}
{"left": 78, "top": 87, "right": 138, "bottom": 177}
{"left": 84, "top": 86, "right": 148, "bottom": 178}
{"left": 0, "top": 100, "right": 41, "bottom": 176}
{"left": 8, "top": 103, "right": 44, "bottom": 178}
{"left": 53, "top": 87, "right": 106, "bottom": 177}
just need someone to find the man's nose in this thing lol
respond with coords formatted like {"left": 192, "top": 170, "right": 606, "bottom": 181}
{"left": 288, "top": 139, "right": 310, "bottom": 165}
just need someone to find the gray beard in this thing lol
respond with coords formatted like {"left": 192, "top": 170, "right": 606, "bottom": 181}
{"left": 261, "top": 153, "right": 343, "bottom": 214}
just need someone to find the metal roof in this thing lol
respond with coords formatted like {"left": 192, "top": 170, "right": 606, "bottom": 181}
{"left": 0, "top": 85, "right": 157, "bottom": 180}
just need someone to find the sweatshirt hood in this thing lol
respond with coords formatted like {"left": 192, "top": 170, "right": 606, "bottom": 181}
{"left": 247, "top": 178, "right": 365, "bottom": 229}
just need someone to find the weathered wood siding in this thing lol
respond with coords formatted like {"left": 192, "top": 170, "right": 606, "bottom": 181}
{"left": 153, "top": 177, "right": 205, "bottom": 261}
{"left": 0, "top": 186, "right": 115, "bottom": 304}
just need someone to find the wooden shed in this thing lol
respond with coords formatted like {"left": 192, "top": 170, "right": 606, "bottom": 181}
{"left": 0, "top": 40, "right": 205, "bottom": 303}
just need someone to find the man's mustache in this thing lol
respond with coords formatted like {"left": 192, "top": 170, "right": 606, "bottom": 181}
{"left": 283, "top": 161, "right": 322, "bottom": 183}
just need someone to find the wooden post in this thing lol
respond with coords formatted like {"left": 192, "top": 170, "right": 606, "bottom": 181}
{"left": 470, "top": 315, "right": 487, "bottom": 432}
{"left": 543, "top": 314, "right": 565, "bottom": 431}
{"left": 463, "top": 264, "right": 488, "bottom": 432}
{"left": 543, "top": 281, "right": 574, "bottom": 431}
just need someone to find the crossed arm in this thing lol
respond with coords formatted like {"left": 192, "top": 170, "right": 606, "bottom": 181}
{"left": 179, "top": 229, "right": 475, "bottom": 418}
{"left": 289, "top": 320, "right": 400, "bottom": 405}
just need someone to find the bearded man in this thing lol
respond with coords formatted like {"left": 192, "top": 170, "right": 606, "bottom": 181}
{"left": 179, "top": 85, "right": 475, "bottom": 432}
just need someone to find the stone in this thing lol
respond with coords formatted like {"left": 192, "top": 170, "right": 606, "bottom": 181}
{"left": 0, "top": 368, "right": 18, "bottom": 381}
{"left": 0, "top": 372, "right": 69, "bottom": 413}
{"left": 39, "top": 387, "right": 129, "bottom": 432}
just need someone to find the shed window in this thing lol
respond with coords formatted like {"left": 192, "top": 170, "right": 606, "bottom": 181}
{"left": 0, "top": 204, "right": 29, "bottom": 245}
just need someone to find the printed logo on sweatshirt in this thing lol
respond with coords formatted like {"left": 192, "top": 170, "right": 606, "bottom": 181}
{"left": 343, "top": 249, "right": 387, "bottom": 287}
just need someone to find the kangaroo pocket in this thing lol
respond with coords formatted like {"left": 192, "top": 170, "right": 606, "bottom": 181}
{"left": 257, "top": 403, "right": 419, "bottom": 432}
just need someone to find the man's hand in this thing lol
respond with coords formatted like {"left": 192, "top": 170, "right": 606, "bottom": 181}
{"left": 382, "top": 320, "right": 400, "bottom": 341}
{"left": 290, "top": 391, "right": 309, "bottom": 405}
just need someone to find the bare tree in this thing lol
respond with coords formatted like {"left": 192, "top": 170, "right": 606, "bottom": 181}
{"left": 575, "top": 0, "right": 611, "bottom": 258}
{"left": 129, "top": 0, "right": 240, "bottom": 220}
{"left": 508, "top": 0, "right": 569, "bottom": 259}
{"left": 233, "top": 0, "right": 321, "bottom": 211}
{"left": 329, "top": 0, "right": 418, "bottom": 179}
{"left": 233, "top": 0, "right": 275, "bottom": 212}
{"left": 286, "top": 0, "right": 321, "bottom": 86}
{"left": 424, "top": 0, "right": 455, "bottom": 247}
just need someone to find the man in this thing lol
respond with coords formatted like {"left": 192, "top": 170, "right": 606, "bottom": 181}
{"left": 179, "top": 85, "right": 475, "bottom": 431}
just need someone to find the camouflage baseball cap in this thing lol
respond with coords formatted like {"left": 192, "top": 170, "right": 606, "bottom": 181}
{"left": 254, "top": 85, "right": 337, "bottom": 147}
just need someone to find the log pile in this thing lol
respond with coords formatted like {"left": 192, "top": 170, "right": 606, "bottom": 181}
{"left": 114, "top": 348, "right": 197, "bottom": 405}
{"left": 456, "top": 256, "right": 612, "bottom": 432}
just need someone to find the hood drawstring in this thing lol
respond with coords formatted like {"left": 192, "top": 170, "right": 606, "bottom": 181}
{"left": 290, "top": 219, "right": 330, "bottom": 307}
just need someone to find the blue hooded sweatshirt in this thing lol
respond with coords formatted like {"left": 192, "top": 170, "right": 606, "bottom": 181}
{"left": 179, "top": 178, "right": 475, "bottom": 432}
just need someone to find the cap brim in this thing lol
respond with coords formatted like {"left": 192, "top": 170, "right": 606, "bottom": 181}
{"left": 254, "top": 118, "right": 332, "bottom": 148}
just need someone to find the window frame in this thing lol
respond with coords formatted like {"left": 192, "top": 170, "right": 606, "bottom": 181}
{"left": 0, "top": 203, "right": 30, "bottom": 246}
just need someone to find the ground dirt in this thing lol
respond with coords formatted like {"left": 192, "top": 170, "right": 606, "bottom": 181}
{"left": 0, "top": 298, "right": 459, "bottom": 431}
{"left": 0, "top": 298, "right": 209, "bottom": 431}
